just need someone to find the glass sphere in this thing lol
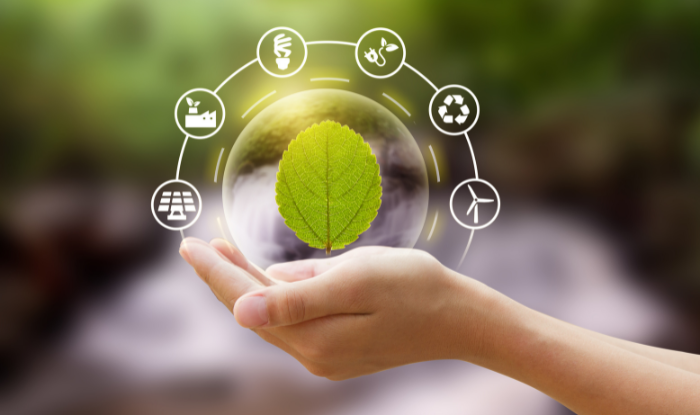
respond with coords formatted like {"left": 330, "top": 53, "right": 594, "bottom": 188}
{"left": 222, "top": 89, "right": 428, "bottom": 267}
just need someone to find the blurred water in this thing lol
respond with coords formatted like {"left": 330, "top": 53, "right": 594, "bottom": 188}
{"left": 0, "top": 195, "right": 680, "bottom": 415}
{"left": 2, "top": 0, "right": 700, "bottom": 413}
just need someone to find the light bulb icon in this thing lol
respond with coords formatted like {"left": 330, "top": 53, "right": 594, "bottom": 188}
{"left": 274, "top": 33, "right": 292, "bottom": 70}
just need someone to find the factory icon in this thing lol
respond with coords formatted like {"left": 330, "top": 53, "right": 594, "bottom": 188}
{"left": 184, "top": 96, "right": 216, "bottom": 128}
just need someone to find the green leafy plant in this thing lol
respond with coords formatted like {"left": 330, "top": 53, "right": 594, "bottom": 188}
{"left": 275, "top": 121, "right": 382, "bottom": 255}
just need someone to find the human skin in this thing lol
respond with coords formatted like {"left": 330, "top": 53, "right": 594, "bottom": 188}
{"left": 180, "top": 237, "right": 700, "bottom": 415}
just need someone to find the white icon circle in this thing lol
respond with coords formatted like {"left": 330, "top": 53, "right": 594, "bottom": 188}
{"left": 151, "top": 179, "right": 203, "bottom": 231}
{"left": 257, "top": 27, "right": 308, "bottom": 78}
{"left": 450, "top": 178, "right": 500, "bottom": 230}
{"left": 429, "top": 85, "right": 480, "bottom": 136}
{"left": 174, "top": 88, "right": 226, "bottom": 140}
{"left": 355, "top": 28, "right": 406, "bottom": 79}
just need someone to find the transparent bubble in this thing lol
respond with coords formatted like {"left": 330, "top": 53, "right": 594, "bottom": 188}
{"left": 222, "top": 89, "right": 428, "bottom": 267}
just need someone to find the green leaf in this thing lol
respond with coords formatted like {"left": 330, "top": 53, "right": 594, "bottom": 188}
{"left": 275, "top": 121, "right": 382, "bottom": 255}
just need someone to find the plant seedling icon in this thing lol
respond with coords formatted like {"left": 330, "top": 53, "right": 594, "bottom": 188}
{"left": 364, "top": 38, "right": 399, "bottom": 67}
{"left": 186, "top": 97, "right": 200, "bottom": 114}
{"left": 466, "top": 184, "right": 494, "bottom": 224}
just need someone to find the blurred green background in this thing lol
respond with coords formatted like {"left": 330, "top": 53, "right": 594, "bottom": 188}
{"left": 2, "top": 0, "right": 700, "bottom": 413}
{"left": 5, "top": 0, "right": 700, "bottom": 182}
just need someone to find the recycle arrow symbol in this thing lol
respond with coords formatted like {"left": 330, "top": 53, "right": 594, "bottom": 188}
{"left": 455, "top": 105, "right": 469, "bottom": 124}
{"left": 438, "top": 94, "right": 470, "bottom": 125}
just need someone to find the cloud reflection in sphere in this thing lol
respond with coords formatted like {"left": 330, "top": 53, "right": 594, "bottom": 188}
{"left": 222, "top": 89, "right": 428, "bottom": 267}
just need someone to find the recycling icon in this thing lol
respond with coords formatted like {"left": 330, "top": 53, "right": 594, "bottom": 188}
{"left": 437, "top": 95, "right": 470, "bottom": 125}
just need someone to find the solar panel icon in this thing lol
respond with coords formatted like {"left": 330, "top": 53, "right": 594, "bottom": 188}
{"left": 168, "top": 205, "right": 187, "bottom": 221}
{"left": 158, "top": 192, "right": 171, "bottom": 212}
{"left": 151, "top": 180, "right": 202, "bottom": 231}
{"left": 157, "top": 190, "right": 197, "bottom": 221}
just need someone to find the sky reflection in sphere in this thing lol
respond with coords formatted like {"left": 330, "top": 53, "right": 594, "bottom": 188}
{"left": 222, "top": 89, "right": 428, "bottom": 267}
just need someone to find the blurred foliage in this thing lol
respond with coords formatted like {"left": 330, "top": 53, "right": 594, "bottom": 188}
{"left": 1, "top": 0, "right": 699, "bottom": 181}
{"left": 3, "top": 1, "right": 700, "bottom": 402}
{"left": 2, "top": 0, "right": 700, "bottom": 296}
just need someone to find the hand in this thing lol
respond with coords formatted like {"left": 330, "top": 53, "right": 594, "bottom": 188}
{"left": 179, "top": 238, "right": 497, "bottom": 380}
{"left": 180, "top": 238, "right": 700, "bottom": 414}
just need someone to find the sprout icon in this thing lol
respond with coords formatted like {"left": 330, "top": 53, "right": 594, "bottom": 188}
{"left": 185, "top": 97, "right": 200, "bottom": 114}
{"left": 274, "top": 33, "right": 292, "bottom": 70}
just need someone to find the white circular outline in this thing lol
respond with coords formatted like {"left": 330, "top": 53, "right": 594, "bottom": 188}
{"left": 355, "top": 28, "right": 406, "bottom": 79}
{"left": 429, "top": 84, "right": 480, "bottom": 135}
{"left": 174, "top": 88, "right": 226, "bottom": 140}
{"left": 168, "top": 36, "right": 493, "bottom": 262}
{"left": 151, "top": 179, "right": 203, "bottom": 231}
{"left": 450, "top": 178, "right": 500, "bottom": 230}
{"left": 257, "top": 27, "right": 308, "bottom": 78}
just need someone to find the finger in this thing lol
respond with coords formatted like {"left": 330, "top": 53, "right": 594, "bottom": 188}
{"left": 209, "top": 238, "right": 247, "bottom": 267}
{"left": 266, "top": 257, "right": 339, "bottom": 282}
{"left": 180, "top": 237, "right": 263, "bottom": 309}
{"left": 210, "top": 238, "right": 278, "bottom": 286}
{"left": 233, "top": 267, "right": 371, "bottom": 328}
{"left": 266, "top": 246, "right": 387, "bottom": 282}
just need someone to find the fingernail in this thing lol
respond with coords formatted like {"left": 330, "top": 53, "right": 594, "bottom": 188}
{"left": 236, "top": 296, "right": 269, "bottom": 328}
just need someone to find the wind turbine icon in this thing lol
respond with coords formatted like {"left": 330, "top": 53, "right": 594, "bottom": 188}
{"left": 466, "top": 184, "right": 494, "bottom": 223}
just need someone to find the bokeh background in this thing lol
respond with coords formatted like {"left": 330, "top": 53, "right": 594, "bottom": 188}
{"left": 2, "top": 0, "right": 700, "bottom": 414}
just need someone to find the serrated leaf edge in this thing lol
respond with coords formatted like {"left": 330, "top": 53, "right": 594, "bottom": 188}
{"left": 275, "top": 121, "right": 383, "bottom": 254}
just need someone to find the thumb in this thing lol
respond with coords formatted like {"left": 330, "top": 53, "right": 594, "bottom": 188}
{"left": 233, "top": 272, "right": 367, "bottom": 328}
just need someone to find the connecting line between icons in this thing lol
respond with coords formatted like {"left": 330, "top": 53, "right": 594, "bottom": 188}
{"left": 180, "top": 229, "right": 185, "bottom": 240}
{"left": 214, "top": 58, "right": 258, "bottom": 94}
{"left": 307, "top": 40, "right": 438, "bottom": 92}
{"left": 465, "top": 132, "right": 479, "bottom": 179}
{"left": 399, "top": 59, "right": 481, "bottom": 262}
{"left": 176, "top": 135, "right": 189, "bottom": 180}
{"left": 458, "top": 229, "right": 475, "bottom": 268}
{"left": 170, "top": 36, "right": 483, "bottom": 267}
{"left": 306, "top": 40, "right": 357, "bottom": 47}
{"left": 242, "top": 90, "right": 276, "bottom": 119}
{"left": 382, "top": 93, "right": 411, "bottom": 117}
{"left": 403, "top": 62, "right": 438, "bottom": 92}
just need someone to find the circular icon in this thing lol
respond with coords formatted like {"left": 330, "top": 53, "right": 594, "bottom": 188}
{"left": 429, "top": 85, "right": 480, "bottom": 136}
{"left": 450, "top": 178, "right": 500, "bottom": 230}
{"left": 355, "top": 28, "right": 406, "bottom": 79}
{"left": 151, "top": 179, "right": 203, "bottom": 231}
{"left": 175, "top": 88, "right": 225, "bottom": 140}
{"left": 257, "top": 27, "right": 308, "bottom": 78}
